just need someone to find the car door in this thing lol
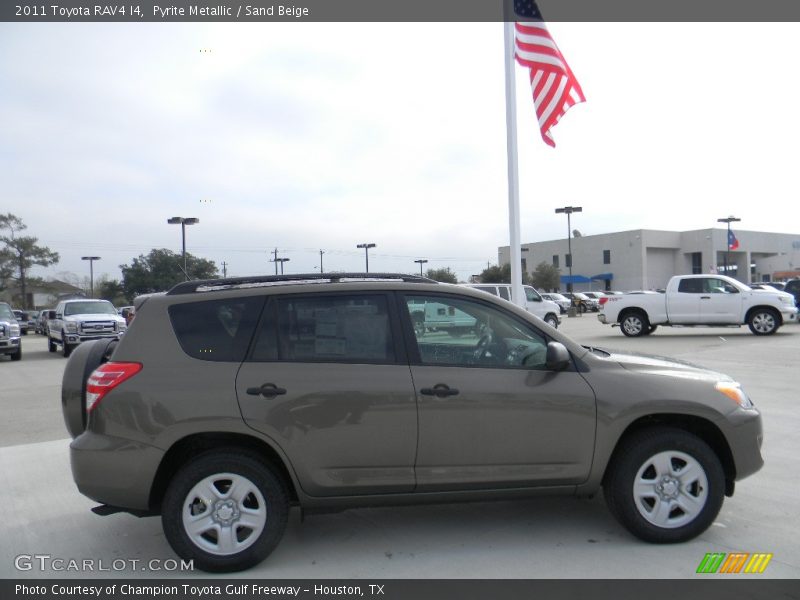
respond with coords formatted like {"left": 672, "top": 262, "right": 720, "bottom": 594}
{"left": 699, "top": 277, "right": 743, "bottom": 323}
{"left": 236, "top": 292, "right": 418, "bottom": 497}
{"left": 669, "top": 278, "right": 703, "bottom": 323}
{"left": 398, "top": 292, "right": 596, "bottom": 492}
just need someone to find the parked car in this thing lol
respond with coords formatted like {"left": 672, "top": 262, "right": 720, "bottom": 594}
{"left": 583, "top": 291, "right": 608, "bottom": 306}
{"left": 62, "top": 273, "right": 764, "bottom": 572}
{"left": 12, "top": 309, "right": 30, "bottom": 335}
{"left": 563, "top": 292, "right": 598, "bottom": 313}
{"left": 598, "top": 274, "right": 797, "bottom": 336}
{"left": 783, "top": 279, "right": 800, "bottom": 310}
{"left": 0, "top": 302, "right": 22, "bottom": 360}
{"left": 754, "top": 281, "right": 785, "bottom": 291}
{"left": 460, "top": 283, "right": 561, "bottom": 328}
{"left": 540, "top": 292, "right": 571, "bottom": 314}
{"left": 48, "top": 299, "right": 126, "bottom": 357}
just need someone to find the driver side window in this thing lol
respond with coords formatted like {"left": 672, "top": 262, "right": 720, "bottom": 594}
{"left": 403, "top": 294, "right": 548, "bottom": 369}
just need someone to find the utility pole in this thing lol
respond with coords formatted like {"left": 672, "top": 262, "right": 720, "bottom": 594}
{"left": 276, "top": 257, "right": 290, "bottom": 275}
{"left": 270, "top": 248, "right": 279, "bottom": 275}
{"left": 319, "top": 250, "right": 325, "bottom": 274}
{"left": 221, "top": 261, "right": 228, "bottom": 278}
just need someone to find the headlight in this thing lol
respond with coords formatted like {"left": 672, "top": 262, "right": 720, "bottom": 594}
{"left": 715, "top": 382, "right": 754, "bottom": 409}
{"left": 780, "top": 296, "right": 794, "bottom": 305}
{"left": 10, "top": 323, "right": 20, "bottom": 336}
{"left": 65, "top": 322, "right": 78, "bottom": 333}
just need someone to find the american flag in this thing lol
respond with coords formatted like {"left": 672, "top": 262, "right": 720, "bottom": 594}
{"left": 514, "top": 0, "right": 585, "bottom": 147}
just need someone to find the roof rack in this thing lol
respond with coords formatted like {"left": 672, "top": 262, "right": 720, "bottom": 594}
{"left": 166, "top": 273, "right": 438, "bottom": 295}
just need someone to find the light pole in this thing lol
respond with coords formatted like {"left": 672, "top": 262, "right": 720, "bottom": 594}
{"left": 717, "top": 216, "right": 741, "bottom": 277}
{"left": 167, "top": 217, "right": 199, "bottom": 280}
{"left": 555, "top": 206, "right": 582, "bottom": 314}
{"left": 319, "top": 250, "right": 325, "bottom": 274}
{"left": 276, "top": 257, "right": 290, "bottom": 275}
{"left": 357, "top": 243, "right": 376, "bottom": 273}
{"left": 81, "top": 256, "right": 101, "bottom": 298}
{"left": 414, "top": 259, "right": 428, "bottom": 276}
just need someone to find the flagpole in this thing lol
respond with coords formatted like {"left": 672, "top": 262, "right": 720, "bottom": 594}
{"left": 503, "top": 20, "right": 525, "bottom": 309}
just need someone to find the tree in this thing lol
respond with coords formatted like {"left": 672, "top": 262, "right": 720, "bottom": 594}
{"left": 0, "top": 213, "right": 60, "bottom": 309}
{"left": 98, "top": 277, "right": 128, "bottom": 306}
{"left": 425, "top": 267, "right": 458, "bottom": 284}
{"left": 121, "top": 248, "right": 218, "bottom": 298}
{"left": 530, "top": 261, "right": 561, "bottom": 291}
{"left": 479, "top": 264, "right": 510, "bottom": 283}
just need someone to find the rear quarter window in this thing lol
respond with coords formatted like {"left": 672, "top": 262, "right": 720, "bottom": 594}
{"left": 168, "top": 296, "right": 264, "bottom": 362}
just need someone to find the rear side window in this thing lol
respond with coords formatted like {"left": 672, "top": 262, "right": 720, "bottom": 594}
{"left": 474, "top": 286, "right": 498, "bottom": 296}
{"left": 677, "top": 279, "right": 703, "bottom": 293}
{"left": 250, "top": 294, "right": 395, "bottom": 364}
{"left": 169, "top": 297, "right": 264, "bottom": 362}
{"left": 497, "top": 287, "right": 510, "bottom": 300}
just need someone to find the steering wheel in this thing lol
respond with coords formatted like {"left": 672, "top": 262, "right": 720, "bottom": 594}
{"left": 473, "top": 333, "right": 492, "bottom": 362}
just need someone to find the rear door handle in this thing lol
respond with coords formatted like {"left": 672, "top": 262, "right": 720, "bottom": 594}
{"left": 246, "top": 383, "right": 287, "bottom": 398}
{"left": 700, "top": 296, "right": 711, "bottom": 300}
{"left": 419, "top": 384, "right": 459, "bottom": 398}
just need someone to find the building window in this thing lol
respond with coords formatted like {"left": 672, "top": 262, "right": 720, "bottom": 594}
{"left": 690, "top": 252, "right": 702, "bottom": 274}
{"left": 565, "top": 254, "right": 572, "bottom": 268}
{"left": 552, "top": 255, "right": 559, "bottom": 268}
{"left": 603, "top": 250, "right": 611, "bottom": 264}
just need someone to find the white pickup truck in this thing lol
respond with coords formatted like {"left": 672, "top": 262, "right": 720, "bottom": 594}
{"left": 598, "top": 274, "right": 798, "bottom": 337}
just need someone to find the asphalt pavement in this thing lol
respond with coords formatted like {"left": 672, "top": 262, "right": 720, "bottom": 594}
{"left": 1, "top": 318, "right": 798, "bottom": 579}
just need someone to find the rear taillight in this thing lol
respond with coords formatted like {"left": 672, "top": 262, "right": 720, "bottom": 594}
{"left": 599, "top": 297, "right": 608, "bottom": 306}
{"left": 86, "top": 362, "right": 142, "bottom": 412}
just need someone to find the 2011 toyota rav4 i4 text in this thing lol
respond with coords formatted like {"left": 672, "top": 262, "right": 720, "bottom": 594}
{"left": 62, "top": 274, "right": 764, "bottom": 572}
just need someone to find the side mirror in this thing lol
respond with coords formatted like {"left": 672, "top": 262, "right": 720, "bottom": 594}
{"left": 47, "top": 311, "right": 56, "bottom": 319}
{"left": 545, "top": 342, "right": 571, "bottom": 371}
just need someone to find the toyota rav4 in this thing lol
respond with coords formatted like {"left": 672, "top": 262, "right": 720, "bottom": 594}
{"left": 62, "top": 274, "right": 763, "bottom": 572}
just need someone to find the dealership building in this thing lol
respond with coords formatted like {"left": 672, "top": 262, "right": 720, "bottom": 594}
{"left": 499, "top": 228, "right": 800, "bottom": 292}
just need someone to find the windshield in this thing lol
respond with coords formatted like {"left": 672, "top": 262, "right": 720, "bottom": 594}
{"left": 0, "top": 305, "right": 13, "bottom": 319}
{"left": 64, "top": 301, "right": 117, "bottom": 316}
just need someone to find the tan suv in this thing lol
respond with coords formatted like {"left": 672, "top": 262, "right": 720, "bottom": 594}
{"left": 62, "top": 274, "right": 764, "bottom": 572}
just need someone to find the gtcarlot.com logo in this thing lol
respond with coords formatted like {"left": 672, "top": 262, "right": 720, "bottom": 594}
{"left": 696, "top": 552, "right": 773, "bottom": 574}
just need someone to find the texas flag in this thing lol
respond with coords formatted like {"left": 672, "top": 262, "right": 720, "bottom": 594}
{"left": 728, "top": 229, "right": 740, "bottom": 250}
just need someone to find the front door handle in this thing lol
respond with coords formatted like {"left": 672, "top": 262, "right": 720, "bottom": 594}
{"left": 700, "top": 296, "right": 711, "bottom": 299}
{"left": 246, "top": 383, "right": 287, "bottom": 398}
{"left": 419, "top": 384, "right": 459, "bottom": 398}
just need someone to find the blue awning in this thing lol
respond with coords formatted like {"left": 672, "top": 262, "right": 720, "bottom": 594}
{"left": 560, "top": 275, "right": 592, "bottom": 284}
{"left": 591, "top": 273, "right": 614, "bottom": 281}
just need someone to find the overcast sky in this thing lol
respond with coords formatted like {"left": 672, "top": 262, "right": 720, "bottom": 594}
{"left": 2, "top": 22, "right": 798, "bottom": 284}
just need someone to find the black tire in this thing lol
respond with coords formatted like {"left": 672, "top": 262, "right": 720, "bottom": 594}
{"left": 62, "top": 333, "right": 73, "bottom": 358}
{"left": 10, "top": 347, "right": 21, "bottom": 361}
{"left": 748, "top": 308, "right": 779, "bottom": 336}
{"left": 544, "top": 314, "right": 559, "bottom": 329}
{"left": 48, "top": 336, "right": 57, "bottom": 352}
{"left": 604, "top": 428, "right": 725, "bottom": 543}
{"left": 620, "top": 311, "right": 649, "bottom": 337}
{"left": 161, "top": 450, "right": 289, "bottom": 573}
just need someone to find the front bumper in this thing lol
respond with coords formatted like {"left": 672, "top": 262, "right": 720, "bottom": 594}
{"left": 63, "top": 332, "right": 124, "bottom": 345}
{"left": 724, "top": 407, "right": 764, "bottom": 482}
{"left": 780, "top": 307, "right": 798, "bottom": 322}
{"left": 0, "top": 337, "right": 21, "bottom": 353}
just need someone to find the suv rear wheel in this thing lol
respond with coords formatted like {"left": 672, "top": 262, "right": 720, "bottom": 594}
{"left": 161, "top": 450, "right": 289, "bottom": 573}
{"left": 604, "top": 428, "right": 724, "bottom": 543}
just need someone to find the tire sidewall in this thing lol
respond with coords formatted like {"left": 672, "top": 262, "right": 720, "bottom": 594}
{"left": 161, "top": 451, "right": 289, "bottom": 573}
{"left": 604, "top": 428, "right": 725, "bottom": 543}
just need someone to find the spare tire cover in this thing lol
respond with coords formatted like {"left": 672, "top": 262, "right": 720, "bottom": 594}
{"left": 61, "top": 339, "right": 116, "bottom": 439}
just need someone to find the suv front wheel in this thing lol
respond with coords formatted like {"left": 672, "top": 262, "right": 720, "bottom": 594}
{"left": 161, "top": 450, "right": 289, "bottom": 572}
{"left": 603, "top": 428, "right": 725, "bottom": 543}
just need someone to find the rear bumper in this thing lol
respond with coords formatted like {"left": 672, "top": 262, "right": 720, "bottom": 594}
{"left": 70, "top": 432, "right": 163, "bottom": 510}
